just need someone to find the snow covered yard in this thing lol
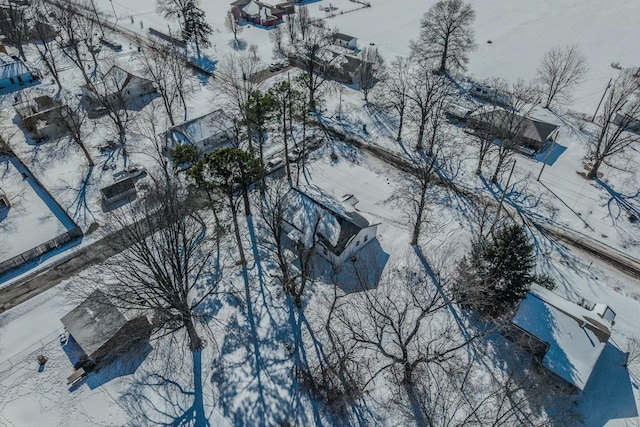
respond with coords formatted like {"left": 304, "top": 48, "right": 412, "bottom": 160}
{"left": 0, "top": 155, "right": 75, "bottom": 264}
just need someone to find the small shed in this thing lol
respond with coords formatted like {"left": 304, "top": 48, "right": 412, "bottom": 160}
{"left": 61, "top": 289, "right": 151, "bottom": 363}
{"left": 100, "top": 176, "right": 136, "bottom": 205}
{"left": 333, "top": 33, "right": 358, "bottom": 50}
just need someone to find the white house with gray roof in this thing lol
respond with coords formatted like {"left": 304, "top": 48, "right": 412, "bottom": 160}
{"left": 282, "top": 188, "right": 379, "bottom": 266}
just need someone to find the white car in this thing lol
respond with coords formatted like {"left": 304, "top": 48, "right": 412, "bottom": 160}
{"left": 265, "top": 158, "right": 284, "bottom": 173}
{"left": 113, "top": 164, "right": 147, "bottom": 181}
{"left": 287, "top": 146, "right": 303, "bottom": 162}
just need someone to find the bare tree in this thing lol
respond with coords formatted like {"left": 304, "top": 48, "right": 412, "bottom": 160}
{"left": 225, "top": 10, "right": 243, "bottom": 47}
{"left": 30, "top": 8, "right": 63, "bottom": 89}
{"left": 406, "top": 62, "right": 454, "bottom": 151}
{"left": 55, "top": 96, "right": 94, "bottom": 167}
{"left": 255, "top": 181, "right": 321, "bottom": 305}
{"left": 411, "top": 0, "right": 476, "bottom": 73}
{"left": 335, "top": 261, "right": 476, "bottom": 424}
{"left": 468, "top": 79, "right": 538, "bottom": 181}
{"left": 586, "top": 69, "right": 640, "bottom": 179}
{"left": 97, "top": 173, "right": 221, "bottom": 352}
{"left": 358, "top": 46, "right": 386, "bottom": 103}
{"left": 50, "top": 2, "right": 91, "bottom": 83}
{"left": 279, "top": 6, "right": 335, "bottom": 111}
{"left": 537, "top": 45, "right": 588, "bottom": 109}
{"left": 139, "top": 40, "right": 191, "bottom": 126}
{"left": 487, "top": 80, "right": 539, "bottom": 184}
{"left": 215, "top": 51, "right": 264, "bottom": 152}
{"left": 84, "top": 64, "right": 135, "bottom": 147}
{"left": 0, "top": 3, "right": 29, "bottom": 61}
{"left": 377, "top": 56, "right": 412, "bottom": 141}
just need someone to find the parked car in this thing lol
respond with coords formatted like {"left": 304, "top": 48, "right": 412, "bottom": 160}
{"left": 113, "top": 164, "right": 146, "bottom": 181}
{"left": 265, "top": 158, "right": 284, "bottom": 173}
{"left": 287, "top": 146, "right": 303, "bottom": 162}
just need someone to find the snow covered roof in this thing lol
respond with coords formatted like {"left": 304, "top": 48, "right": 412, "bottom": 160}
{"left": 169, "top": 109, "right": 234, "bottom": 151}
{"left": 0, "top": 53, "right": 30, "bottom": 80}
{"left": 242, "top": 0, "right": 261, "bottom": 15}
{"left": 60, "top": 289, "right": 128, "bottom": 358}
{"left": 282, "top": 188, "right": 373, "bottom": 255}
{"left": 83, "top": 65, "right": 148, "bottom": 97}
{"left": 512, "top": 285, "right": 615, "bottom": 390}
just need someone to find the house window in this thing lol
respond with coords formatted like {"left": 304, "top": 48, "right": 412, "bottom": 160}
{"left": 355, "top": 241, "right": 360, "bottom": 247}
{"left": 323, "top": 248, "right": 328, "bottom": 256}
{"left": 17, "top": 75, "right": 23, "bottom": 84}
{"left": 364, "top": 235, "right": 368, "bottom": 242}
{"left": 9, "top": 77, "right": 14, "bottom": 84}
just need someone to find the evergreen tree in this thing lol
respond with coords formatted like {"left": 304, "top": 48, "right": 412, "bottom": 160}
{"left": 243, "top": 90, "right": 278, "bottom": 167}
{"left": 182, "top": 0, "right": 212, "bottom": 57}
{"left": 170, "top": 144, "right": 202, "bottom": 170}
{"left": 454, "top": 224, "right": 549, "bottom": 317}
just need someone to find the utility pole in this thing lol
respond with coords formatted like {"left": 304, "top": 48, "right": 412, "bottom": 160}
{"left": 537, "top": 139, "right": 556, "bottom": 181}
{"left": 591, "top": 78, "right": 612, "bottom": 122}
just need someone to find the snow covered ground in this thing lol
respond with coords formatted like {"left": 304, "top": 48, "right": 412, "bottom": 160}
{"left": 0, "top": 0, "right": 639, "bottom": 425}
{"left": 0, "top": 156, "right": 74, "bottom": 263}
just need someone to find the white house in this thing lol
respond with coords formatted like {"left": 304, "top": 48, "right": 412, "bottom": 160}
{"left": 165, "top": 109, "right": 235, "bottom": 156}
{"left": 508, "top": 284, "right": 616, "bottom": 391}
{"left": 0, "top": 53, "right": 36, "bottom": 90}
{"left": 81, "top": 65, "right": 155, "bottom": 110}
{"left": 333, "top": 33, "right": 358, "bottom": 50}
{"left": 282, "top": 188, "right": 380, "bottom": 267}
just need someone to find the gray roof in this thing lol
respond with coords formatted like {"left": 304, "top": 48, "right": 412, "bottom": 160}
{"left": 101, "top": 177, "right": 135, "bottom": 199}
{"left": 471, "top": 110, "right": 558, "bottom": 144}
{"left": 334, "top": 33, "right": 356, "bottom": 42}
{"left": 60, "top": 289, "right": 128, "bottom": 357}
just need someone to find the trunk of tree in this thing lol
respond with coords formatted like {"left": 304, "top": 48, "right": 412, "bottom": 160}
{"left": 475, "top": 147, "right": 486, "bottom": 175}
{"left": 396, "top": 105, "right": 405, "bottom": 141}
{"left": 77, "top": 140, "right": 95, "bottom": 167}
{"left": 416, "top": 116, "right": 427, "bottom": 151}
{"left": 185, "top": 316, "right": 204, "bottom": 351}
{"left": 410, "top": 185, "right": 427, "bottom": 245}
{"left": 229, "top": 194, "right": 247, "bottom": 266}
{"left": 440, "top": 33, "right": 450, "bottom": 73}
{"left": 491, "top": 156, "right": 504, "bottom": 184}
{"left": 587, "top": 158, "right": 602, "bottom": 180}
